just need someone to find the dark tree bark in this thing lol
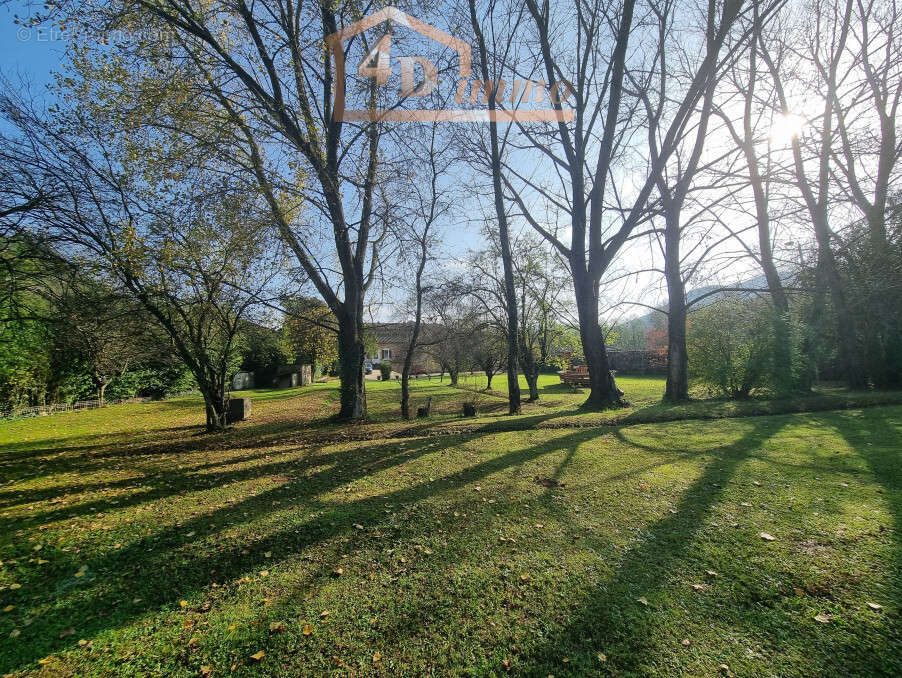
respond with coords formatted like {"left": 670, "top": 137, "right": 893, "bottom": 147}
{"left": 663, "top": 211, "right": 689, "bottom": 402}
{"left": 484, "top": 365, "right": 496, "bottom": 390}
{"left": 337, "top": 312, "right": 367, "bottom": 420}
{"left": 573, "top": 273, "right": 620, "bottom": 408}
{"left": 521, "top": 346, "right": 540, "bottom": 401}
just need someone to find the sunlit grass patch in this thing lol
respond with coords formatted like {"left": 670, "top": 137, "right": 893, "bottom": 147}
{"left": 1, "top": 380, "right": 901, "bottom": 676}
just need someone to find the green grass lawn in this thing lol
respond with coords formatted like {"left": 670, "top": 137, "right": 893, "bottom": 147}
{"left": 1, "top": 377, "right": 901, "bottom": 676}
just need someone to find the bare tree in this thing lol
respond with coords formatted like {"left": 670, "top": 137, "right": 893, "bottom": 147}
{"left": 633, "top": 3, "right": 723, "bottom": 402}
{"left": 759, "top": 0, "right": 864, "bottom": 387}
{"left": 467, "top": 0, "right": 523, "bottom": 414}
{"left": 830, "top": 0, "right": 902, "bottom": 248}
{"left": 395, "top": 125, "right": 452, "bottom": 419}
{"left": 488, "top": 0, "right": 762, "bottom": 408}
{"left": 713, "top": 5, "right": 801, "bottom": 392}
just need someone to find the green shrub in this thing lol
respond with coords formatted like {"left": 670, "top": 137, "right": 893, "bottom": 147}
{"left": 379, "top": 361, "right": 392, "bottom": 381}
{"left": 688, "top": 296, "right": 775, "bottom": 399}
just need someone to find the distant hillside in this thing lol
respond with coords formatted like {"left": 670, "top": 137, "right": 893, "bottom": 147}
{"left": 611, "top": 270, "right": 796, "bottom": 349}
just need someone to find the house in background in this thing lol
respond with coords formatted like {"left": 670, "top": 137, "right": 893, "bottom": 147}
{"left": 367, "top": 323, "right": 441, "bottom": 372}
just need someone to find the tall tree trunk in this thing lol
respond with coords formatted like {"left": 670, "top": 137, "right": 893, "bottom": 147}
{"left": 400, "top": 371, "right": 411, "bottom": 419}
{"left": 201, "top": 382, "right": 228, "bottom": 431}
{"left": 573, "top": 271, "right": 621, "bottom": 408}
{"left": 449, "top": 367, "right": 459, "bottom": 387}
{"left": 337, "top": 312, "right": 366, "bottom": 419}
{"left": 469, "top": 0, "right": 521, "bottom": 415}
{"left": 97, "top": 380, "right": 107, "bottom": 408}
{"left": 524, "top": 368, "right": 539, "bottom": 402}
{"left": 663, "top": 205, "right": 689, "bottom": 402}
{"left": 401, "top": 301, "right": 424, "bottom": 420}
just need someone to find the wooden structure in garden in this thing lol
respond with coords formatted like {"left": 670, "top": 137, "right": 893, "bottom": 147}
{"left": 557, "top": 365, "right": 592, "bottom": 387}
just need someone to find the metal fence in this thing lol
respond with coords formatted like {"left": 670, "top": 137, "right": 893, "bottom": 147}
{"left": 1, "top": 396, "right": 153, "bottom": 421}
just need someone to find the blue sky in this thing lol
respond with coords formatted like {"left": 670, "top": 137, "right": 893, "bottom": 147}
{"left": 0, "top": 2, "right": 65, "bottom": 91}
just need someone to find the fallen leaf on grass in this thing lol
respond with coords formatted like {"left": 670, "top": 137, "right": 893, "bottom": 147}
{"left": 597, "top": 652, "right": 607, "bottom": 662}
{"left": 200, "top": 666, "right": 213, "bottom": 677}
{"left": 866, "top": 602, "right": 883, "bottom": 611}
{"left": 814, "top": 614, "right": 832, "bottom": 624}
{"left": 179, "top": 600, "right": 188, "bottom": 608}
{"left": 58, "top": 628, "right": 75, "bottom": 639}
{"left": 332, "top": 567, "right": 343, "bottom": 577}
{"left": 3, "top": 605, "right": 13, "bottom": 613}
{"left": 373, "top": 651, "right": 382, "bottom": 662}
{"left": 760, "top": 532, "right": 776, "bottom": 541}
{"left": 637, "top": 597, "right": 649, "bottom": 606}
{"left": 269, "top": 622, "right": 286, "bottom": 633}
{"left": 9, "top": 628, "right": 20, "bottom": 638}
{"left": 681, "top": 639, "right": 691, "bottom": 646}
{"left": 691, "top": 584, "right": 708, "bottom": 592}
{"left": 250, "top": 650, "right": 265, "bottom": 661}
{"left": 519, "top": 573, "right": 531, "bottom": 582}
{"left": 302, "top": 624, "right": 313, "bottom": 636}
{"left": 705, "top": 570, "right": 718, "bottom": 577}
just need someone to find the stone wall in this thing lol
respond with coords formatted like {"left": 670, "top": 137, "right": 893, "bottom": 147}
{"left": 607, "top": 350, "right": 668, "bottom": 375}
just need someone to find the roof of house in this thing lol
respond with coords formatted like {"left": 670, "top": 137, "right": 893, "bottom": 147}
{"left": 368, "top": 322, "right": 444, "bottom": 346}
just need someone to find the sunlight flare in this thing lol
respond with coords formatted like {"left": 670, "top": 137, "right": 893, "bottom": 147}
{"left": 770, "top": 112, "right": 807, "bottom": 143}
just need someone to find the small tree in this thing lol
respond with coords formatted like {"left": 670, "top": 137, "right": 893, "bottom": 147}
{"left": 54, "top": 283, "right": 154, "bottom": 406}
{"left": 281, "top": 297, "right": 339, "bottom": 375}
{"left": 471, "top": 327, "right": 505, "bottom": 391}
{"left": 687, "top": 296, "right": 776, "bottom": 399}
{"left": 2, "top": 95, "right": 282, "bottom": 430}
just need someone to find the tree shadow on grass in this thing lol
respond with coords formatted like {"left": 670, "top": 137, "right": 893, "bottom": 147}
{"left": 828, "top": 408, "right": 902, "bottom": 676}
{"left": 515, "top": 416, "right": 789, "bottom": 676}
{"left": 0, "top": 424, "right": 597, "bottom": 673}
